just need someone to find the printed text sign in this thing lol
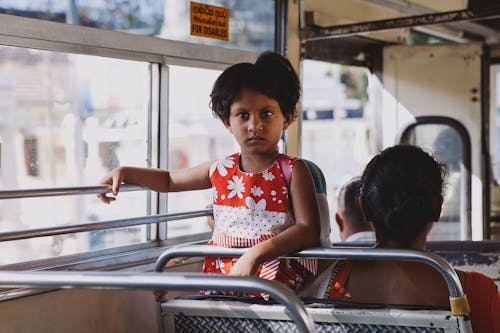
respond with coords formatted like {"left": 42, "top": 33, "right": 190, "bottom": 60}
{"left": 190, "top": 2, "right": 229, "bottom": 41}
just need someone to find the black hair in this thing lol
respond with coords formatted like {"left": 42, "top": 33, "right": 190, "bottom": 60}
{"left": 338, "top": 178, "right": 364, "bottom": 224}
{"left": 209, "top": 51, "right": 301, "bottom": 121}
{"left": 360, "top": 145, "right": 446, "bottom": 246}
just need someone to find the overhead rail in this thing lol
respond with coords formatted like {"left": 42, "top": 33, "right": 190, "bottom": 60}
{"left": 301, "top": 5, "right": 500, "bottom": 42}
{"left": 154, "top": 245, "right": 465, "bottom": 300}
{"left": 0, "top": 271, "right": 315, "bottom": 333}
{"left": 366, "top": 0, "right": 499, "bottom": 40}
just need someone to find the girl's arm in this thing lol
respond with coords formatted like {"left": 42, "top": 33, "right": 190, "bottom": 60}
{"left": 229, "top": 159, "right": 321, "bottom": 276}
{"left": 97, "top": 161, "right": 214, "bottom": 204}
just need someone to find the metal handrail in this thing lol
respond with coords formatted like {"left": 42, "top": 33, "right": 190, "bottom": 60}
{"left": 0, "top": 271, "right": 315, "bottom": 333}
{"left": 0, "top": 209, "right": 212, "bottom": 242}
{"left": 0, "top": 184, "right": 142, "bottom": 200}
{"left": 154, "top": 245, "right": 465, "bottom": 299}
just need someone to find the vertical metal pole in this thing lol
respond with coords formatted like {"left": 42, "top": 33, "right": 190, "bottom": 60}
{"left": 146, "top": 63, "right": 155, "bottom": 241}
{"left": 158, "top": 60, "right": 169, "bottom": 241}
{"left": 275, "top": 0, "right": 288, "bottom": 55}
{"left": 481, "top": 45, "right": 491, "bottom": 239}
{"left": 276, "top": 0, "right": 289, "bottom": 153}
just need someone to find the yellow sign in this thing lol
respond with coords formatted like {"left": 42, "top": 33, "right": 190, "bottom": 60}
{"left": 190, "top": 2, "right": 230, "bottom": 41}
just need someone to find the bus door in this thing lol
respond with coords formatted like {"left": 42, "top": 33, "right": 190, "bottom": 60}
{"left": 381, "top": 43, "right": 483, "bottom": 240}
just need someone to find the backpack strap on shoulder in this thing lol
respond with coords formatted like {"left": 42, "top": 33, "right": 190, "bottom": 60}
{"left": 277, "top": 153, "right": 292, "bottom": 189}
{"left": 278, "top": 154, "right": 331, "bottom": 247}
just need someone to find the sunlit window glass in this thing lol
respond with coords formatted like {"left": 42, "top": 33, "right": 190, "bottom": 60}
{"left": 0, "top": 0, "right": 275, "bottom": 53}
{"left": 301, "top": 60, "right": 374, "bottom": 243}
{"left": 166, "top": 65, "right": 235, "bottom": 238}
{"left": 0, "top": 46, "right": 151, "bottom": 264}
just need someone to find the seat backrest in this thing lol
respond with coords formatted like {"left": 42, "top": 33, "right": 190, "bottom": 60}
{"left": 278, "top": 155, "right": 331, "bottom": 247}
{"left": 155, "top": 246, "right": 473, "bottom": 333}
{"left": 159, "top": 298, "right": 467, "bottom": 333}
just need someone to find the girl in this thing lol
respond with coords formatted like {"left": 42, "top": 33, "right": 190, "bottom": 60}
{"left": 98, "top": 52, "right": 320, "bottom": 293}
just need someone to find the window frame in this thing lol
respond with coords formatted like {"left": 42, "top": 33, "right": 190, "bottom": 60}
{"left": 0, "top": 13, "right": 258, "bottom": 272}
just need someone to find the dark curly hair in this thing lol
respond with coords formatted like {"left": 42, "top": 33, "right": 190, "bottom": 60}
{"left": 210, "top": 52, "right": 301, "bottom": 121}
{"left": 360, "top": 145, "right": 446, "bottom": 246}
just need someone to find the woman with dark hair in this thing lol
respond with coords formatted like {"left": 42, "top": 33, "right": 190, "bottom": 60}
{"left": 302, "top": 145, "right": 499, "bottom": 332}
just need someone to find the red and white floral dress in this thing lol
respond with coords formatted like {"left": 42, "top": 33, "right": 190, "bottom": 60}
{"left": 202, "top": 152, "right": 316, "bottom": 295}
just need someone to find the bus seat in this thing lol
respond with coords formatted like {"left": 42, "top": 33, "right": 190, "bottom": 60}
{"left": 154, "top": 246, "right": 473, "bottom": 333}
{"left": 159, "top": 297, "right": 467, "bottom": 333}
{"left": 304, "top": 159, "right": 331, "bottom": 247}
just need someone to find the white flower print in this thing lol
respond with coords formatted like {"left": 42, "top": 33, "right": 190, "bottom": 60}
{"left": 251, "top": 186, "right": 264, "bottom": 197}
{"left": 246, "top": 197, "right": 266, "bottom": 211}
{"left": 227, "top": 175, "right": 245, "bottom": 199}
{"left": 209, "top": 156, "right": 235, "bottom": 176}
{"left": 270, "top": 190, "right": 277, "bottom": 196}
{"left": 282, "top": 186, "right": 288, "bottom": 195}
{"left": 262, "top": 170, "right": 275, "bottom": 181}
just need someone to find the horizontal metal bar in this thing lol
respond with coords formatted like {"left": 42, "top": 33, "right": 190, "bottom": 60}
{"left": 0, "top": 184, "right": 143, "bottom": 200}
{"left": 154, "top": 245, "right": 465, "bottom": 300}
{"left": 301, "top": 8, "right": 500, "bottom": 41}
{"left": 0, "top": 209, "right": 212, "bottom": 242}
{"left": 0, "top": 271, "right": 315, "bottom": 333}
{"left": 0, "top": 13, "right": 258, "bottom": 68}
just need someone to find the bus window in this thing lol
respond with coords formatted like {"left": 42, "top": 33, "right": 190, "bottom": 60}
{"left": 399, "top": 119, "right": 471, "bottom": 240}
{"left": 301, "top": 59, "right": 374, "bottom": 243}
{"left": 165, "top": 65, "right": 234, "bottom": 238}
{"left": 0, "top": 1, "right": 275, "bottom": 53}
{"left": 0, "top": 45, "right": 152, "bottom": 264}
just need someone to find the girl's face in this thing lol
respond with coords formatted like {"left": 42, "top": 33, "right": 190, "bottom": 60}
{"left": 223, "top": 89, "right": 292, "bottom": 156}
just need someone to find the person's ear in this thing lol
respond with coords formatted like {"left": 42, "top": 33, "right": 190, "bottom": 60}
{"left": 282, "top": 113, "right": 295, "bottom": 130}
{"left": 335, "top": 212, "right": 344, "bottom": 232}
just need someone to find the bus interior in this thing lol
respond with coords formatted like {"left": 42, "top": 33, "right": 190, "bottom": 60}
{"left": 0, "top": 1, "right": 498, "bottom": 332}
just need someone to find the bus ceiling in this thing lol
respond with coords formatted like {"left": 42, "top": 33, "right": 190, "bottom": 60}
{"left": 301, "top": 0, "right": 500, "bottom": 68}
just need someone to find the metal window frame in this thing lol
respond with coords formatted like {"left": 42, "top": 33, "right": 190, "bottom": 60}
{"left": 0, "top": 14, "right": 258, "bottom": 266}
{"left": 0, "top": 13, "right": 258, "bottom": 67}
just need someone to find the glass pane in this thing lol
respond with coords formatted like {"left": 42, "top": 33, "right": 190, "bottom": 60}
{"left": 403, "top": 124, "right": 464, "bottom": 240}
{"left": 0, "top": 0, "right": 275, "bottom": 53}
{"left": 0, "top": 45, "right": 151, "bottom": 264}
{"left": 167, "top": 65, "right": 235, "bottom": 238}
{"left": 301, "top": 60, "right": 374, "bottom": 243}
